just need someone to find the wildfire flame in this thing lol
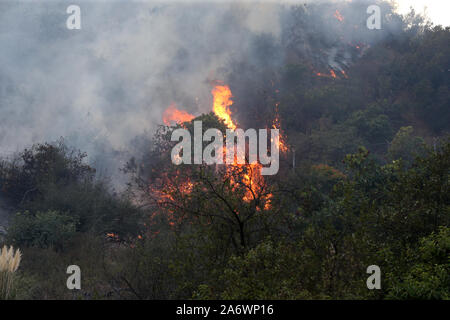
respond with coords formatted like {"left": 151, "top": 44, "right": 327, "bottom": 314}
{"left": 334, "top": 10, "right": 344, "bottom": 22}
{"left": 163, "top": 103, "right": 195, "bottom": 125}
{"left": 316, "top": 69, "right": 338, "bottom": 79}
{"left": 157, "top": 84, "right": 285, "bottom": 215}
{"left": 272, "top": 103, "right": 288, "bottom": 153}
{"left": 330, "top": 69, "right": 337, "bottom": 79}
{"left": 212, "top": 85, "right": 236, "bottom": 130}
{"left": 210, "top": 84, "right": 274, "bottom": 209}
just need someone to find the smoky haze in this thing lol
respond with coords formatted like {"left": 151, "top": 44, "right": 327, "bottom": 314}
{"left": 0, "top": 1, "right": 408, "bottom": 187}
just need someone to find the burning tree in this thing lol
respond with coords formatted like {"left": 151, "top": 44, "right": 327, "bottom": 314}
{"left": 126, "top": 85, "right": 287, "bottom": 252}
{"left": 127, "top": 112, "right": 281, "bottom": 252}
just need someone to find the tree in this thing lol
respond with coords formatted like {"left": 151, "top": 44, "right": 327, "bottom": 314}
{"left": 388, "top": 126, "right": 425, "bottom": 164}
{"left": 387, "top": 227, "right": 450, "bottom": 300}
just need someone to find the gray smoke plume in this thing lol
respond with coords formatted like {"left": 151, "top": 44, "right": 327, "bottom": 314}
{"left": 0, "top": 1, "right": 409, "bottom": 187}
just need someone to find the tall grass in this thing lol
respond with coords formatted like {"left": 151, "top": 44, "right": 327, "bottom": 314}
{"left": 0, "top": 245, "right": 21, "bottom": 299}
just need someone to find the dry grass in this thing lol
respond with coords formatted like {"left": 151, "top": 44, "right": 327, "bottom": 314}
{"left": 0, "top": 245, "right": 22, "bottom": 299}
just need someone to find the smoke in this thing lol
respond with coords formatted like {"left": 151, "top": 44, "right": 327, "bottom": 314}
{"left": 0, "top": 1, "right": 406, "bottom": 187}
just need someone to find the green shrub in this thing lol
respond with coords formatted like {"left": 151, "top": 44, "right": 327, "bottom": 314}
{"left": 387, "top": 227, "right": 450, "bottom": 300}
{"left": 203, "top": 240, "right": 314, "bottom": 300}
{"left": 7, "top": 210, "right": 78, "bottom": 251}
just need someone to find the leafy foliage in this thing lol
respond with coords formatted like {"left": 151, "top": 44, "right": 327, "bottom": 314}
{"left": 7, "top": 211, "right": 77, "bottom": 251}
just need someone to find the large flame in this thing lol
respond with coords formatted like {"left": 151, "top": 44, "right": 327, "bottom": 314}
{"left": 212, "top": 85, "right": 236, "bottom": 130}
{"left": 210, "top": 84, "right": 274, "bottom": 209}
{"left": 157, "top": 84, "right": 283, "bottom": 217}
{"left": 163, "top": 103, "right": 195, "bottom": 125}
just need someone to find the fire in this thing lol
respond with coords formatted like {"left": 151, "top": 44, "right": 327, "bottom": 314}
{"left": 212, "top": 85, "right": 236, "bottom": 130}
{"left": 316, "top": 69, "right": 338, "bottom": 79}
{"left": 156, "top": 83, "right": 280, "bottom": 221}
{"left": 163, "top": 103, "right": 195, "bottom": 125}
{"left": 106, "top": 232, "right": 119, "bottom": 241}
{"left": 210, "top": 84, "right": 273, "bottom": 210}
{"left": 334, "top": 10, "right": 344, "bottom": 22}
{"left": 272, "top": 103, "right": 288, "bottom": 153}
{"left": 240, "top": 162, "right": 272, "bottom": 210}
{"left": 330, "top": 69, "right": 337, "bottom": 79}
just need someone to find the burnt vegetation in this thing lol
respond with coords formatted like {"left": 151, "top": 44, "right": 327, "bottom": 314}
{"left": 0, "top": 2, "right": 449, "bottom": 299}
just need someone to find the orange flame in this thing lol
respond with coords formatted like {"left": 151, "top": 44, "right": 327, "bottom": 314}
{"left": 272, "top": 103, "right": 288, "bottom": 153}
{"left": 316, "top": 70, "right": 338, "bottom": 79}
{"left": 106, "top": 232, "right": 119, "bottom": 241}
{"left": 210, "top": 84, "right": 273, "bottom": 209}
{"left": 330, "top": 70, "right": 337, "bottom": 79}
{"left": 156, "top": 84, "right": 277, "bottom": 216}
{"left": 163, "top": 103, "right": 195, "bottom": 125}
{"left": 212, "top": 85, "right": 236, "bottom": 130}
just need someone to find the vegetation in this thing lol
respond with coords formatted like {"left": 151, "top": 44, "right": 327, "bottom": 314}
{"left": 0, "top": 246, "right": 21, "bottom": 299}
{"left": 0, "top": 2, "right": 448, "bottom": 299}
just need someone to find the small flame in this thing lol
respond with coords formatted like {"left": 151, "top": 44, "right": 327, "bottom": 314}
{"left": 272, "top": 103, "right": 288, "bottom": 153}
{"left": 316, "top": 70, "right": 338, "bottom": 79}
{"left": 334, "top": 10, "right": 344, "bottom": 22}
{"left": 106, "top": 232, "right": 119, "bottom": 240}
{"left": 330, "top": 69, "right": 337, "bottom": 78}
{"left": 163, "top": 103, "right": 195, "bottom": 125}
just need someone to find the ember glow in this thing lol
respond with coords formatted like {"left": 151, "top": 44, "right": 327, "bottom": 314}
{"left": 163, "top": 103, "right": 195, "bottom": 125}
